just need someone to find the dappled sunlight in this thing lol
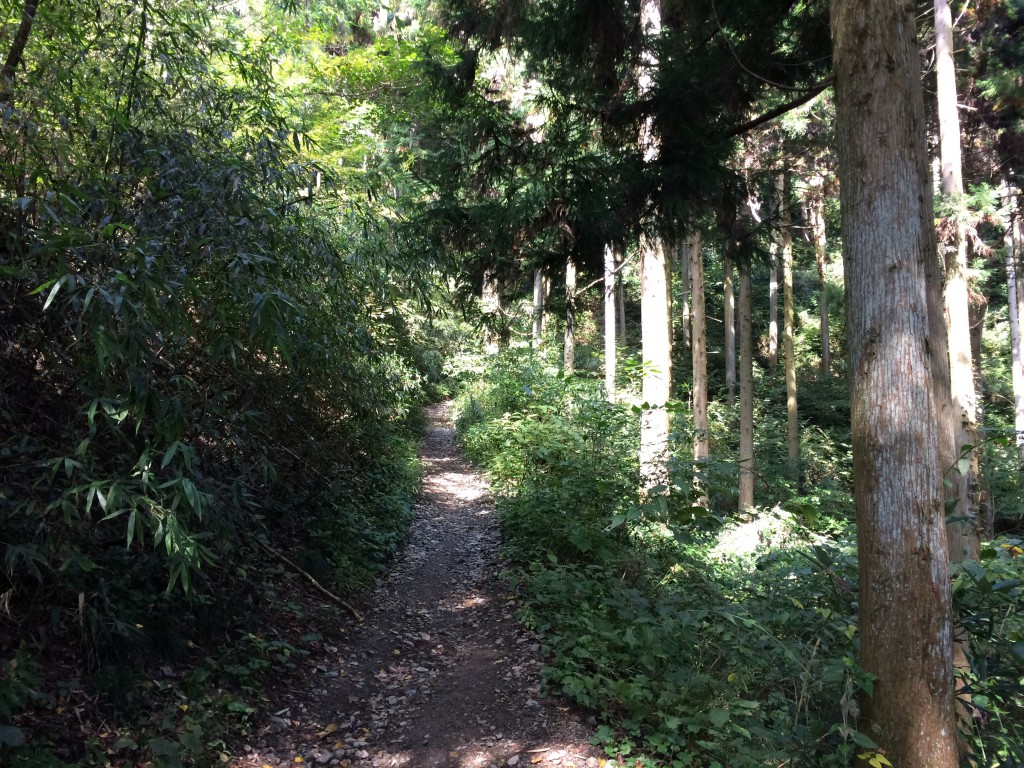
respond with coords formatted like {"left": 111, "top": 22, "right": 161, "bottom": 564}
{"left": 710, "top": 505, "right": 817, "bottom": 560}
{"left": 454, "top": 593, "right": 489, "bottom": 611}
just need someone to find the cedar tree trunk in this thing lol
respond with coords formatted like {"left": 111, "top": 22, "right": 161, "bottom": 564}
{"left": 832, "top": 0, "right": 960, "bottom": 764}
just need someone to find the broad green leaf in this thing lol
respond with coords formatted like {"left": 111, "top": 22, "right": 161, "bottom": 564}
{"left": 707, "top": 708, "right": 729, "bottom": 728}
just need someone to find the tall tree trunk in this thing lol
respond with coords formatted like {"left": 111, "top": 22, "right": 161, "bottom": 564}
{"left": 605, "top": 244, "right": 617, "bottom": 403}
{"left": 532, "top": 270, "right": 544, "bottom": 347}
{"left": 637, "top": 0, "right": 670, "bottom": 492}
{"left": 1015, "top": 202, "right": 1024, "bottom": 468}
{"left": 969, "top": 290, "right": 992, "bottom": 536}
{"left": 689, "top": 232, "right": 709, "bottom": 467}
{"left": 934, "top": 7, "right": 981, "bottom": 725}
{"left": 780, "top": 174, "right": 800, "bottom": 484}
{"left": 564, "top": 258, "right": 576, "bottom": 375}
{"left": 1016, "top": 201, "right": 1024, "bottom": 351}
{"left": 541, "top": 274, "right": 552, "bottom": 336}
{"left": 616, "top": 259, "right": 627, "bottom": 342}
{"left": 809, "top": 176, "right": 831, "bottom": 379}
{"left": 680, "top": 241, "right": 692, "bottom": 350}
{"left": 723, "top": 246, "right": 736, "bottom": 405}
{"left": 1, "top": 0, "right": 41, "bottom": 104}
{"left": 832, "top": 0, "right": 960, "bottom": 763}
{"left": 935, "top": 0, "right": 981, "bottom": 565}
{"left": 738, "top": 259, "right": 754, "bottom": 511}
{"left": 1008, "top": 217, "right": 1024, "bottom": 468}
{"left": 768, "top": 238, "right": 779, "bottom": 374}
{"left": 641, "top": 233, "right": 671, "bottom": 492}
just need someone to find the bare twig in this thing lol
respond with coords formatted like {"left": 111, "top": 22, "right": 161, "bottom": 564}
{"left": 575, "top": 249, "right": 639, "bottom": 296}
{"left": 256, "top": 540, "right": 364, "bottom": 621}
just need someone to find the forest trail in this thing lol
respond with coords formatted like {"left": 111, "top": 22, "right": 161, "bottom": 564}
{"left": 233, "top": 402, "right": 605, "bottom": 768}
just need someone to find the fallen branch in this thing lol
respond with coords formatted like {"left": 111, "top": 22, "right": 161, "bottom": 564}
{"left": 256, "top": 540, "right": 364, "bottom": 622}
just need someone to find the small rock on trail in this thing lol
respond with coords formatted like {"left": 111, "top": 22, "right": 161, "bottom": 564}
{"left": 232, "top": 402, "right": 608, "bottom": 768}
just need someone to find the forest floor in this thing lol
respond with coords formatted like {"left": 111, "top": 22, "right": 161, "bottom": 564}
{"left": 230, "top": 402, "right": 608, "bottom": 768}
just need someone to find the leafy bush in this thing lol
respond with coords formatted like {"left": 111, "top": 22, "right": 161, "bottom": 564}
{"left": 458, "top": 350, "right": 1024, "bottom": 767}
{"left": 456, "top": 352, "right": 858, "bottom": 766}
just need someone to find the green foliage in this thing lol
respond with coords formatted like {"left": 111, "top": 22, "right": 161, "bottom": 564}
{"left": 459, "top": 350, "right": 1024, "bottom": 766}
{"left": 456, "top": 352, "right": 870, "bottom": 766}
{"left": 952, "top": 539, "right": 1024, "bottom": 763}
{"left": 0, "top": 0, "right": 468, "bottom": 762}
{"left": 0, "top": 0, "right": 441, "bottom": 617}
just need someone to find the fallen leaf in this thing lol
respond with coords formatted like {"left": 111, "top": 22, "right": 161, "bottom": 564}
{"left": 317, "top": 723, "right": 338, "bottom": 737}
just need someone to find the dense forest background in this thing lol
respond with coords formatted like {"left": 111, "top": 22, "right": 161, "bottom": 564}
{"left": 1, "top": 0, "right": 1023, "bottom": 766}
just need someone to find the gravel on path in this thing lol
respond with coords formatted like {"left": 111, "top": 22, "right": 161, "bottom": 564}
{"left": 231, "top": 402, "right": 609, "bottom": 768}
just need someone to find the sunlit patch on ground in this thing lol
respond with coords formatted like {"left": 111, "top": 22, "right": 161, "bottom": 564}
{"left": 710, "top": 505, "right": 806, "bottom": 559}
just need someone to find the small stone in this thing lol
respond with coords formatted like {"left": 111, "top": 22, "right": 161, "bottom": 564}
{"left": 507, "top": 757, "right": 520, "bottom": 766}
{"left": 317, "top": 752, "right": 333, "bottom": 764}
{"left": 586, "top": 759, "right": 598, "bottom": 768}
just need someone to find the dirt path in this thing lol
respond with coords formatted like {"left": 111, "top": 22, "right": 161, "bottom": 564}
{"left": 234, "top": 402, "right": 605, "bottom": 768}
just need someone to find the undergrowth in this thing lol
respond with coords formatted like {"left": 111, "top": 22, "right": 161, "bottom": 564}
{"left": 455, "top": 348, "right": 1024, "bottom": 768}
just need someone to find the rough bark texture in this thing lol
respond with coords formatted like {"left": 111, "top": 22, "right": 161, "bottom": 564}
{"left": 641, "top": 233, "right": 671, "bottom": 493}
{"left": 723, "top": 247, "right": 736, "bottom": 405}
{"left": 781, "top": 174, "right": 800, "bottom": 483}
{"left": 604, "top": 244, "right": 617, "bottom": 403}
{"left": 564, "top": 258, "right": 576, "bottom": 375}
{"left": 935, "top": 0, "right": 981, "bottom": 563}
{"left": 832, "top": 1, "right": 960, "bottom": 764}
{"left": 738, "top": 259, "right": 754, "bottom": 511}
